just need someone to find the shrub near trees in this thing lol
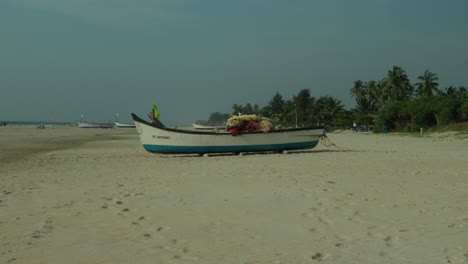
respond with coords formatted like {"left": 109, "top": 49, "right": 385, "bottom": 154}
{"left": 207, "top": 66, "right": 466, "bottom": 131}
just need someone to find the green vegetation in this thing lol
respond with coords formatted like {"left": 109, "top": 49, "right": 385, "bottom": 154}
{"left": 208, "top": 66, "right": 467, "bottom": 131}
{"left": 207, "top": 112, "right": 230, "bottom": 126}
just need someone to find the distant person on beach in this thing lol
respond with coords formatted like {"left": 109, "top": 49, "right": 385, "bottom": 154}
{"left": 353, "top": 122, "right": 357, "bottom": 132}
{"left": 37, "top": 121, "right": 45, "bottom": 129}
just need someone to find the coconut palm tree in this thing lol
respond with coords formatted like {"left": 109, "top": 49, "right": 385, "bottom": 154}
{"left": 365, "top": 80, "right": 378, "bottom": 113}
{"left": 264, "top": 92, "right": 285, "bottom": 121}
{"left": 376, "top": 79, "right": 387, "bottom": 108}
{"left": 351, "top": 80, "right": 378, "bottom": 114}
{"left": 268, "top": 92, "right": 285, "bottom": 114}
{"left": 439, "top": 86, "right": 457, "bottom": 96}
{"left": 350, "top": 80, "right": 365, "bottom": 99}
{"left": 383, "top": 66, "right": 413, "bottom": 101}
{"left": 415, "top": 69, "right": 439, "bottom": 97}
{"left": 439, "top": 86, "right": 467, "bottom": 98}
{"left": 294, "top": 89, "right": 314, "bottom": 126}
{"left": 315, "top": 96, "right": 344, "bottom": 125}
{"left": 351, "top": 80, "right": 366, "bottom": 111}
{"left": 281, "top": 99, "right": 296, "bottom": 127}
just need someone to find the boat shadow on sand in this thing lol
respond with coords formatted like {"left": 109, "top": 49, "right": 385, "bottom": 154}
{"left": 146, "top": 148, "right": 397, "bottom": 158}
{"left": 147, "top": 148, "right": 394, "bottom": 158}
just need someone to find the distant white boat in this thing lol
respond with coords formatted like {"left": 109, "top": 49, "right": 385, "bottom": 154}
{"left": 113, "top": 113, "right": 135, "bottom": 128}
{"left": 114, "top": 122, "right": 136, "bottom": 128}
{"left": 76, "top": 122, "right": 114, "bottom": 128}
{"left": 192, "top": 123, "right": 226, "bottom": 130}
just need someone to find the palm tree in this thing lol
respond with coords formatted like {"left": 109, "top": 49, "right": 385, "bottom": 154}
{"left": 415, "top": 69, "right": 439, "bottom": 97}
{"left": 315, "top": 96, "right": 344, "bottom": 125}
{"left": 260, "top": 92, "right": 284, "bottom": 121}
{"left": 232, "top": 104, "right": 243, "bottom": 116}
{"left": 350, "top": 80, "right": 377, "bottom": 114}
{"left": 459, "top": 86, "right": 467, "bottom": 93}
{"left": 350, "top": 80, "right": 364, "bottom": 99}
{"left": 383, "top": 66, "right": 413, "bottom": 101}
{"left": 439, "top": 86, "right": 457, "bottom": 96}
{"left": 439, "top": 86, "right": 467, "bottom": 98}
{"left": 294, "top": 89, "right": 313, "bottom": 126}
{"left": 376, "top": 79, "right": 387, "bottom": 108}
{"left": 364, "top": 80, "right": 378, "bottom": 113}
{"left": 267, "top": 92, "right": 285, "bottom": 119}
{"left": 351, "top": 80, "right": 366, "bottom": 111}
{"left": 280, "top": 99, "right": 296, "bottom": 127}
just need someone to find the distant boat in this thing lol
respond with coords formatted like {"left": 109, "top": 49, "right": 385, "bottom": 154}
{"left": 132, "top": 113, "right": 325, "bottom": 155}
{"left": 113, "top": 113, "right": 136, "bottom": 128}
{"left": 192, "top": 123, "right": 226, "bottom": 130}
{"left": 37, "top": 121, "right": 45, "bottom": 129}
{"left": 76, "top": 122, "right": 114, "bottom": 128}
{"left": 114, "top": 122, "right": 136, "bottom": 128}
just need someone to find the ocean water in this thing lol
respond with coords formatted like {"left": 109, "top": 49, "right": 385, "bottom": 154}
{"left": 0, "top": 120, "right": 75, "bottom": 127}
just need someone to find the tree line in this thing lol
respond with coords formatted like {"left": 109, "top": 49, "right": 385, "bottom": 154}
{"left": 208, "top": 66, "right": 468, "bottom": 132}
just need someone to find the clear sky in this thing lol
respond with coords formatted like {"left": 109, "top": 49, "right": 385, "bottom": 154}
{"left": 1, "top": 0, "right": 467, "bottom": 125}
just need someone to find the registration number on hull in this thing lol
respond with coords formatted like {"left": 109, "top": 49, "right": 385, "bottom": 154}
{"left": 152, "top": 135, "right": 170, "bottom": 139}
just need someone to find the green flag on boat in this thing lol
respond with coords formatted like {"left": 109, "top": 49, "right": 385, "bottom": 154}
{"left": 153, "top": 104, "right": 160, "bottom": 119}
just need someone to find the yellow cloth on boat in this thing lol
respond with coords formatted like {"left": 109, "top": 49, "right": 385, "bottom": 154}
{"left": 227, "top": 115, "right": 260, "bottom": 127}
{"left": 259, "top": 119, "right": 273, "bottom": 132}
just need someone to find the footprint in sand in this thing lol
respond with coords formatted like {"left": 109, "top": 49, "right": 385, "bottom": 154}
{"left": 30, "top": 218, "right": 54, "bottom": 239}
{"left": 444, "top": 248, "right": 468, "bottom": 263}
{"left": 317, "top": 215, "right": 331, "bottom": 225}
{"left": 156, "top": 226, "right": 172, "bottom": 233}
{"left": 311, "top": 253, "right": 323, "bottom": 261}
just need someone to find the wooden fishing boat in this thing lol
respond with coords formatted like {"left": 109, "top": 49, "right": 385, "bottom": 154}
{"left": 132, "top": 113, "right": 325, "bottom": 154}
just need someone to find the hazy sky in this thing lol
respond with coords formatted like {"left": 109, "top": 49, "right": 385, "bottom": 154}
{"left": 1, "top": 0, "right": 467, "bottom": 125}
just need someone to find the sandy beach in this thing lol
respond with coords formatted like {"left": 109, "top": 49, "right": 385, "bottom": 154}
{"left": 1, "top": 126, "right": 467, "bottom": 264}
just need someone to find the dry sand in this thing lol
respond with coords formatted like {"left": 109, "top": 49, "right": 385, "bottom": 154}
{"left": 1, "top": 126, "right": 467, "bottom": 264}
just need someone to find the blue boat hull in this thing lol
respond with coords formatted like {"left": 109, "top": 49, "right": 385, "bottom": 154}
{"left": 143, "top": 140, "right": 319, "bottom": 154}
